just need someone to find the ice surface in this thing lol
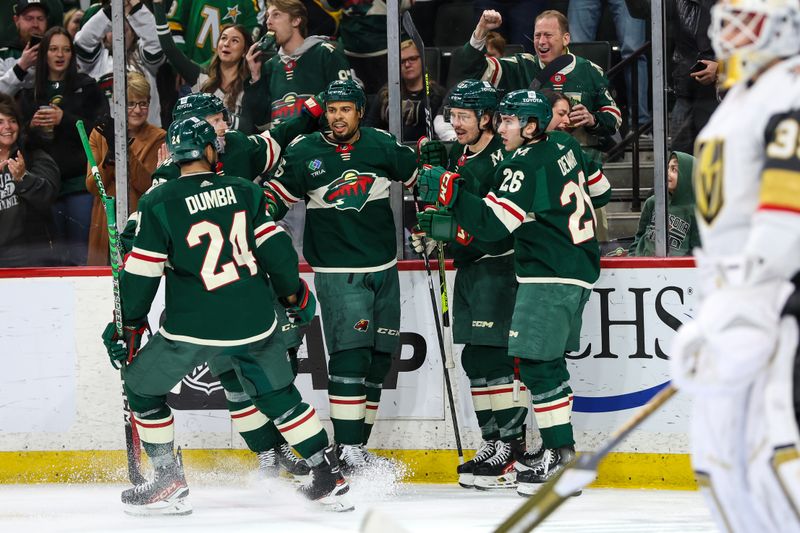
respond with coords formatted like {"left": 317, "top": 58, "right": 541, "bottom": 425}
{"left": 0, "top": 481, "right": 717, "bottom": 533}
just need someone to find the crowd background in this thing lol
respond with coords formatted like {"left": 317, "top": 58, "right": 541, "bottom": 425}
{"left": 0, "top": 0, "right": 715, "bottom": 267}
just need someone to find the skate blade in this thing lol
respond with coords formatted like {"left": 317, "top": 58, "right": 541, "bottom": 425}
{"left": 474, "top": 475, "right": 518, "bottom": 491}
{"left": 516, "top": 484, "right": 581, "bottom": 498}
{"left": 457, "top": 473, "right": 474, "bottom": 489}
{"left": 316, "top": 492, "right": 355, "bottom": 512}
{"left": 123, "top": 497, "right": 193, "bottom": 516}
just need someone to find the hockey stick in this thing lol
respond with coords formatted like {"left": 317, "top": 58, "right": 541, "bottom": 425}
{"left": 77, "top": 120, "right": 146, "bottom": 485}
{"left": 402, "top": 11, "right": 464, "bottom": 465}
{"left": 494, "top": 384, "right": 677, "bottom": 533}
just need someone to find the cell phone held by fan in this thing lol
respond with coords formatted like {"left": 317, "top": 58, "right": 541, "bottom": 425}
{"left": 29, "top": 34, "right": 43, "bottom": 47}
{"left": 690, "top": 61, "right": 707, "bottom": 74}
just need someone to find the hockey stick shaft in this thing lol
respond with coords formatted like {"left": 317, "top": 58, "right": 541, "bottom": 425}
{"left": 494, "top": 384, "right": 677, "bottom": 533}
{"left": 401, "top": 11, "right": 456, "bottom": 369}
{"left": 77, "top": 120, "right": 146, "bottom": 485}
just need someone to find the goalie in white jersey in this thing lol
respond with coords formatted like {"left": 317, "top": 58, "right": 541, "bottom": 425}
{"left": 670, "top": 0, "right": 800, "bottom": 531}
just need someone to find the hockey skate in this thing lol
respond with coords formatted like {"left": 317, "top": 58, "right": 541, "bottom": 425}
{"left": 337, "top": 443, "right": 369, "bottom": 476}
{"left": 516, "top": 447, "right": 579, "bottom": 497}
{"left": 457, "top": 440, "right": 495, "bottom": 488}
{"left": 474, "top": 437, "right": 525, "bottom": 490}
{"left": 298, "top": 445, "right": 354, "bottom": 512}
{"left": 121, "top": 449, "right": 192, "bottom": 516}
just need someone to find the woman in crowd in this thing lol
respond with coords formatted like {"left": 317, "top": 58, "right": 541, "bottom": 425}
{"left": 64, "top": 8, "right": 84, "bottom": 39}
{"left": 19, "top": 26, "right": 108, "bottom": 266}
{"left": 542, "top": 89, "right": 573, "bottom": 132}
{"left": 152, "top": 0, "right": 254, "bottom": 132}
{"left": 0, "top": 93, "right": 60, "bottom": 267}
{"left": 85, "top": 72, "right": 165, "bottom": 266}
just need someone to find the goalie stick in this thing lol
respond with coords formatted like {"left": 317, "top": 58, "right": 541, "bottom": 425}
{"left": 402, "top": 10, "right": 464, "bottom": 465}
{"left": 493, "top": 385, "right": 677, "bottom": 533}
{"left": 77, "top": 120, "right": 146, "bottom": 486}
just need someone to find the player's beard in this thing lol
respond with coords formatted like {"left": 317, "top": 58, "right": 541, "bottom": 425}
{"left": 330, "top": 120, "right": 360, "bottom": 144}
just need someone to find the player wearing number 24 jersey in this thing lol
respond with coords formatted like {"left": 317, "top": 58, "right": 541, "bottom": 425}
{"left": 418, "top": 89, "right": 611, "bottom": 495}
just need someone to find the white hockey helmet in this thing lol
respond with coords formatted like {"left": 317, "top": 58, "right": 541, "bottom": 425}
{"left": 710, "top": 0, "right": 800, "bottom": 88}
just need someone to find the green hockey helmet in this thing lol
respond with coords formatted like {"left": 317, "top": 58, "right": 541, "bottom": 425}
{"left": 494, "top": 89, "right": 552, "bottom": 136}
{"left": 444, "top": 79, "right": 498, "bottom": 122}
{"left": 323, "top": 79, "right": 366, "bottom": 112}
{"left": 167, "top": 117, "right": 218, "bottom": 164}
{"left": 172, "top": 92, "right": 228, "bottom": 122}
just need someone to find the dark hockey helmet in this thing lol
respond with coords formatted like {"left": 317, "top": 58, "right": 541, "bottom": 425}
{"left": 167, "top": 117, "right": 218, "bottom": 164}
{"left": 444, "top": 79, "right": 498, "bottom": 122}
{"left": 494, "top": 89, "right": 552, "bottom": 135}
{"left": 323, "top": 79, "right": 366, "bottom": 112}
{"left": 172, "top": 92, "right": 229, "bottom": 122}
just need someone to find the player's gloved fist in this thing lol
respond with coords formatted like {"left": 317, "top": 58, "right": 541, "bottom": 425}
{"left": 409, "top": 225, "right": 437, "bottom": 256}
{"left": 417, "top": 137, "right": 448, "bottom": 167}
{"left": 302, "top": 91, "right": 325, "bottom": 119}
{"left": 101, "top": 319, "right": 148, "bottom": 370}
{"left": 416, "top": 207, "right": 458, "bottom": 242}
{"left": 417, "top": 165, "right": 461, "bottom": 207}
{"left": 280, "top": 278, "right": 317, "bottom": 326}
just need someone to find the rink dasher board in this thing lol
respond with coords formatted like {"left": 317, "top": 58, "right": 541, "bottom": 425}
{"left": 0, "top": 258, "right": 698, "bottom": 488}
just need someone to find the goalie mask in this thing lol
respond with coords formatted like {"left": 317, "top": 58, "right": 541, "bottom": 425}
{"left": 710, "top": 0, "right": 800, "bottom": 89}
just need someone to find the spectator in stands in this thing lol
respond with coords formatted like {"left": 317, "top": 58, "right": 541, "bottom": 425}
{"left": 244, "top": 0, "right": 352, "bottom": 130}
{"left": 152, "top": 0, "right": 254, "bottom": 131}
{"left": 320, "top": 0, "right": 413, "bottom": 94}
{"left": 264, "top": 0, "right": 340, "bottom": 38}
{"left": 667, "top": 0, "right": 718, "bottom": 154}
{"left": 568, "top": 0, "right": 650, "bottom": 129}
{"left": 166, "top": 0, "right": 260, "bottom": 66}
{"left": 0, "top": 92, "right": 59, "bottom": 267}
{"left": 74, "top": 0, "right": 164, "bottom": 127}
{"left": 19, "top": 26, "right": 108, "bottom": 266}
{"left": 542, "top": 88, "right": 572, "bottom": 132}
{"left": 366, "top": 39, "right": 447, "bottom": 142}
{"left": 0, "top": 0, "right": 49, "bottom": 96}
{"left": 628, "top": 151, "right": 700, "bottom": 256}
{"left": 0, "top": 0, "right": 61, "bottom": 49}
{"left": 451, "top": 10, "right": 622, "bottom": 154}
{"left": 472, "top": 0, "right": 545, "bottom": 54}
{"left": 485, "top": 31, "right": 506, "bottom": 59}
{"left": 63, "top": 8, "right": 83, "bottom": 40}
{"left": 85, "top": 72, "right": 165, "bottom": 265}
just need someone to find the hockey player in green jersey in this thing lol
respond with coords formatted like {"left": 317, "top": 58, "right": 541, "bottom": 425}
{"left": 411, "top": 80, "right": 529, "bottom": 490}
{"left": 450, "top": 9, "right": 622, "bottom": 144}
{"left": 123, "top": 91, "right": 323, "bottom": 484}
{"left": 265, "top": 79, "right": 419, "bottom": 474}
{"left": 244, "top": 0, "right": 352, "bottom": 130}
{"left": 417, "top": 89, "right": 612, "bottom": 496}
{"left": 166, "top": 0, "right": 260, "bottom": 65}
{"left": 102, "top": 117, "right": 353, "bottom": 514}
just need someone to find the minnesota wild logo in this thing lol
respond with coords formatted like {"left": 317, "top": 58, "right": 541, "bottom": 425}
{"left": 323, "top": 170, "right": 377, "bottom": 211}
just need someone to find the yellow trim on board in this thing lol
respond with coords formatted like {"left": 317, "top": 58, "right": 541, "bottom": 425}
{"left": 0, "top": 450, "right": 697, "bottom": 489}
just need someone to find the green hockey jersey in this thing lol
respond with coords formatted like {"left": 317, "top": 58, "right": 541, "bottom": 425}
{"left": 167, "top": 0, "right": 259, "bottom": 65}
{"left": 122, "top": 171, "right": 300, "bottom": 345}
{"left": 447, "top": 135, "right": 513, "bottom": 267}
{"left": 450, "top": 45, "right": 622, "bottom": 137}
{"left": 322, "top": 0, "right": 413, "bottom": 56}
{"left": 245, "top": 36, "right": 351, "bottom": 129}
{"left": 268, "top": 127, "right": 418, "bottom": 271}
{"left": 452, "top": 131, "right": 612, "bottom": 287}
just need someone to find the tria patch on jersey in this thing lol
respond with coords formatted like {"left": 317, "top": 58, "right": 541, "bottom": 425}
{"left": 323, "top": 171, "right": 377, "bottom": 211}
{"left": 307, "top": 158, "right": 326, "bottom": 177}
{"left": 354, "top": 319, "right": 369, "bottom": 332}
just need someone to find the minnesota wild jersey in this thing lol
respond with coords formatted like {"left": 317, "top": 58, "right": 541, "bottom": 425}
{"left": 453, "top": 131, "right": 611, "bottom": 286}
{"left": 268, "top": 127, "right": 418, "bottom": 271}
{"left": 167, "top": 0, "right": 260, "bottom": 65}
{"left": 451, "top": 46, "right": 622, "bottom": 137}
{"left": 122, "top": 172, "right": 300, "bottom": 344}
{"left": 247, "top": 37, "right": 351, "bottom": 129}
{"left": 447, "top": 135, "right": 513, "bottom": 267}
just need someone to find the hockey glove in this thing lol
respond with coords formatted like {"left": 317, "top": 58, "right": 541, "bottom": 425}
{"left": 417, "top": 165, "right": 462, "bottom": 207}
{"left": 280, "top": 278, "right": 317, "bottom": 326}
{"left": 263, "top": 187, "right": 280, "bottom": 218}
{"left": 417, "top": 137, "right": 448, "bottom": 168}
{"left": 416, "top": 207, "right": 458, "bottom": 243}
{"left": 101, "top": 319, "right": 149, "bottom": 370}
{"left": 302, "top": 91, "right": 325, "bottom": 119}
{"left": 409, "top": 206, "right": 438, "bottom": 256}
